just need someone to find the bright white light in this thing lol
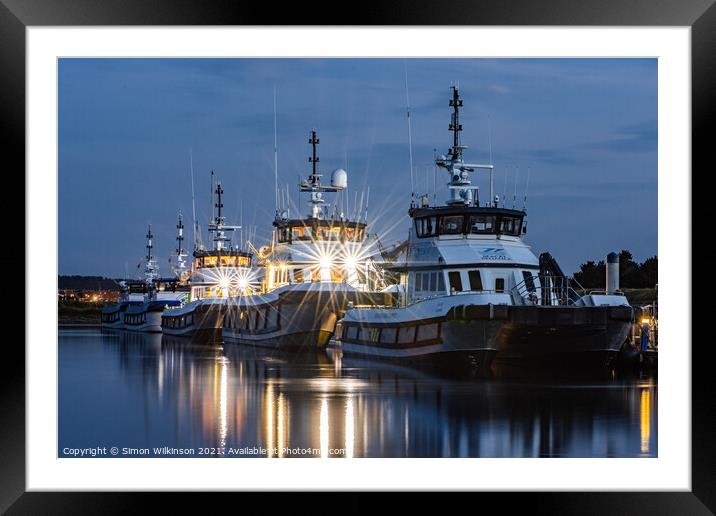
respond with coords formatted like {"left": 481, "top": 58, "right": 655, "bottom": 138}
{"left": 345, "top": 255, "right": 358, "bottom": 270}
{"left": 237, "top": 277, "right": 249, "bottom": 290}
{"left": 319, "top": 255, "right": 333, "bottom": 269}
{"left": 219, "top": 277, "right": 230, "bottom": 289}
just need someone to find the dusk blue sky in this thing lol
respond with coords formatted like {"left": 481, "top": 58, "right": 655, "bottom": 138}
{"left": 59, "top": 58, "right": 657, "bottom": 277}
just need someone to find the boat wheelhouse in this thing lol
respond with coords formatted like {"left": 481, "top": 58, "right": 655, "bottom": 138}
{"left": 161, "top": 180, "right": 254, "bottom": 337}
{"left": 336, "top": 87, "right": 632, "bottom": 372}
{"left": 222, "top": 130, "right": 389, "bottom": 349}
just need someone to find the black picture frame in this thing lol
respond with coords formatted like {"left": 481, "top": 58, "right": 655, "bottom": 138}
{"left": 5, "top": 0, "right": 711, "bottom": 512}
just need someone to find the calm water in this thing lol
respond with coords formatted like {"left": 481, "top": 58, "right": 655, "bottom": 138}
{"left": 58, "top": 328, "right": 657, "bottom": 458}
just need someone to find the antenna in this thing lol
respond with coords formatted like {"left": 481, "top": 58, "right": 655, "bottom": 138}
{"left": 502, "top": 164, "right": 509, "bottom": 208}
{"left": 273, "top": 85, "right": 279, "bottom": 215}
{"left": 523, "top": 167, "right": 531, "bottom": 210}
{"left": 488, "top": 115, "right": 494, "bottom": 206}
{"left": 365, "top": 186, "right": 370, "bottom": 222}
{"left": 513, "top": 166, "right": 519, "bottom": 209}
{"left": 210, "top": 170, "right": 215, "bottom": 223}
{"left": 433, "top": 148, "right": 438, "bottom": 201}
{"left": 404, "top": 62, "right": 415, "bottom": 195}
{"left": 189, "top": 149, "right": 200, "bottom": 249}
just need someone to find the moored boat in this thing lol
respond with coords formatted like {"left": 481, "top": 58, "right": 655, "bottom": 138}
{"left": 335, "top": 87, "right": 633, "bottom": 372}
{"left": 102, "top": 224, "right": 186, "bottom": 331}
{"left": 161, "top": 180, "right": 254, "bottom": 337}
{"left": 222, "top": 130, "right": 389, "bottom": 350}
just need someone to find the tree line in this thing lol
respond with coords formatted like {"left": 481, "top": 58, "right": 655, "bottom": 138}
{"left": 572, "top": 250, "right": 657, "bottom": 289}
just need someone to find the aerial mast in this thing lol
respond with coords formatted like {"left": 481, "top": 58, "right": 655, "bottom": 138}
{"left": 143, "top": 224, "right": 159, "bottom": 283}
{"left": 435, "top": 86, "right": 493, "bottom": 207}
{"left": 297, "top": 129, "right": 347, "bottom": 220}
{"left": 207, "top": 180, "right": 240, "bottom": 252}
{"left": 448, "top": 85, "right": 464, "bottom": 161}
{"left": 175, "top": 212, "right": 188, "bottom": 278}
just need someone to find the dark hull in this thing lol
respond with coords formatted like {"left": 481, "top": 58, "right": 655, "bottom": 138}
{"left": 337, "top": 316, "right": 501, "bottom": 377}
{"left": 339, "top": 303, "right": 632, "bottom": 374}
{"left": 161, "top": 303, "right": 226, "bottom": 337}
{"left": 494, "top": 305, "right": 633, "bottom": 369}
{"left": 223, "top": 288, "right": 392, "bottom": 351}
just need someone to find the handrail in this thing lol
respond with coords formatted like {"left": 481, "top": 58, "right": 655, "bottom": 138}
{"left": 510, "top": 274, "right": 585, "bottom": 306}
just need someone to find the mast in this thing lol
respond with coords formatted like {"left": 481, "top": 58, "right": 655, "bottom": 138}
{"left": 309, "top": 130, "right": 320, "bottom": 185}
{"left": 175, "top": 212, "right": 188, "bottom": 277}
{"left": 293, "top": 129, "right": 348, "bottom": 220}
{"left": 143, "top": 224, "right": 159, "bottom": 283}
{"left": 448, "top": 85, "right": 464, "bottom": 161}
{"left": 435, "top": 86, "right": 494, "bottom": 207}
{"left": 207, "top": 180, "right": 240, "bottom": 252}
{"left": 146, "top": 224, "right": 153, "bottom": 262}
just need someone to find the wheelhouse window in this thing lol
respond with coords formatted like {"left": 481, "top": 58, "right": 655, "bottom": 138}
{"left": 440, "top": 215, "right": 464, "bottom": 235}
{"left": 469, "top": 215, "right": 496, "bottom": 234}
{"left": 415, "top": 216, "right": 437, "bottom": 238}
{"left": 468, "top": 270, "right": 483, "bottom": 291}
{"left": 316, "top": 225, "right": 341, "bottom": 241}
{"left": 499, "top": 217, "right": 523, "bottom": 236}
{"left": 343, "top": 226, "right": 365, "bottom": 242}
{"left": 291, "top": 225, "right": 311, "bottom": 241}
{"left": 448, "top": 271, "right": 463, "bottom": 292}
{"left": 495, "top": 278, "right": 505, "bottom": 293}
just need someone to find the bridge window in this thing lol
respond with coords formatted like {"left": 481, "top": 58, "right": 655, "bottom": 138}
{"left": 448, "top": 271, "right": 463, "bottom": 292}
{"left": 500, "top": 217, "right": 523, "bottom": 236}
{"left": 440, "top": 215, "right": 464, "bottom": 235}
{"left": 415, "top": 216, "right": 437, "bottom": 238}
{"left": 469, "top": 215, "right": 496, "bottom": 234}
{"left": 495, "top": 278, "right": 505, "bottom": 293}
{"left": 468, "top": 270, "right": 483, "bottom": 291}
{"left": 316, "top": 226, "right": 341, "bottom": 240}
{"left": 291, "top": 226, "right": 311, "bottom": 241}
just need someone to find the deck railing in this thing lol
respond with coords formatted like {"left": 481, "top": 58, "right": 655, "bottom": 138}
{"left": 511, "top": 275, "right": 586, "bottom": 306}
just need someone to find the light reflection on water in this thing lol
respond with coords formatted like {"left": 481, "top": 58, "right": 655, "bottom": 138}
{"left": 58, "top": 329, "right": 657, "bottom": 458}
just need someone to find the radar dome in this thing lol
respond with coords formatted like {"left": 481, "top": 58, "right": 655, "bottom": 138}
{"left": 331, "top": 168, "right": 348, "bottom": 189}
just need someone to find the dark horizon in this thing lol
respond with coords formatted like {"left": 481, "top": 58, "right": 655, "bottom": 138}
{"left": 59, "top": 58, "right": 657, "bottom": 277}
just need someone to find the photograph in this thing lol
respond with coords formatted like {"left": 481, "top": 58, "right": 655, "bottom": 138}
{"left": 57, "top": 57, "right": 658, "bottom": 459}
